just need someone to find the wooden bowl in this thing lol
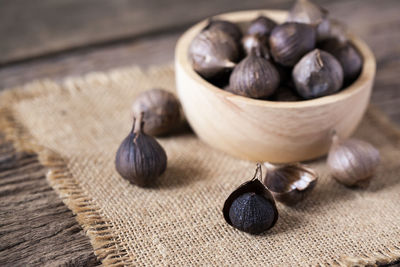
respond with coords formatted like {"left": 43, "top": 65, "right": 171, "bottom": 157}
{"left": 175, "top": 10, "right": 376, "bottom": 163}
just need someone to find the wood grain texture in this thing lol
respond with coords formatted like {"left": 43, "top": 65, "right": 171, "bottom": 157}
{"left": 0, "top": 0, "right": 399, "bottom": 124}
{"left": 0, "top": 135, "right": 100, "bottom": 267}
{"left": 0, "top": 0, "right": 309, "bottom": 64}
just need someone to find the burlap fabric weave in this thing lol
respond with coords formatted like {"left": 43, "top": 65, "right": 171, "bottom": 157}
{"left": 1, "top": 65, "right": 399, "bottom": 266}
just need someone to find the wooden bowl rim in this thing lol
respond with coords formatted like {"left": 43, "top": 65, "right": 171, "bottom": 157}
{"left": 175, "top": 9, "right": 376, "bottom": 109}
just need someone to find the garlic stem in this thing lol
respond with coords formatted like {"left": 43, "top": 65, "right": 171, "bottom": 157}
{"left": 133, "top": 112, "right": 144, "bottom": 134}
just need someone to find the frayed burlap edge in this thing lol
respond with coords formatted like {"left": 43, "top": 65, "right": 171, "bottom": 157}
{"left": 0, "top": 66, "right": 399, "bottom": 267}
{"left": 0, "top": 76, "right": 139, "bottom": 266}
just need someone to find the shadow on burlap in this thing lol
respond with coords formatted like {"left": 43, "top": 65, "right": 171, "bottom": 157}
{"left": 0, "top": 65, "right": 399, "bottom": 266}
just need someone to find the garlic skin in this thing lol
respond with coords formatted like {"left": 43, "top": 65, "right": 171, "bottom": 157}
{"left": 241, "top": 34, "right": 270, "bottom": 58}
{"left": 292, "top": 49, "right": 343, "bottom": 99}
{"left": 327, "top": 19, "right": 348, "bottom": 43}
{"left": 207, "top": 19, "right": 243, "bottom": 43}
{"left": 320, "top": 38, "right": 363, "bottom": 85}
{"left": 269, "top": 22, "right": 316, "bottom": 67}
{"left": 247, "top": 16, "right": 277, "bottom": 38}
{"left": 115, "top": 115, "right": 167, "bottom": 187}
{"left": 327, "top": 134, "right": 380, "bottom": 187}
{"left": 132, "top": 88, "right": 181, "bottom": 136}
{"left": 229, "top": 50, "right": 280, "bottom": 99}
{"left": 189, "top": 28, "right": 239, "bottom": 79}
{"left": 263, "top": 162, "right": 318, "bottom": 206}
{"left": 287, "top": 0, "right": 331, "bottom": 41}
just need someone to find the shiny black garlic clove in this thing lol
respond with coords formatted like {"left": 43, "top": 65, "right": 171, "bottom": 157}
{"left": 115, "top": 114, "right": 167, "bottom": 187}
{"left": 319, "top": 38, "right": 363, "bottom": 85}
{"left": 228, "top": 50, "right": 280, "bottom": 99}
{"left": 132, "top": 88, "right": 181, "bottom": 136}
{"left": 247, "top": 15, "right": 277, "bottom": 38}
{"left": 292, "top": 49, "right": 343, "bottom": 99}
{"left": 287, "top": 0, "right": 331, "bottom": 41}
{"left": 223, "top": 164, "right": 278, "bottom": 234}
{"left": 189, "top": 28, "right": 239, "bottom": 79}
{"left": 269, "top": 22, "right": 317, "bottom": 67}
{"left": 263, "top": 162, "right": 318, "bottom": 206}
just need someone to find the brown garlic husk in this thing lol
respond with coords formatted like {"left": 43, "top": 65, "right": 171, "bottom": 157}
{"left": 269, "top": 22, "right": 317, "bottom": 67}
{"left": 241, "top": 34, "right": 270, "bottom": 59}
{"left": 115, "top": 114, "right": 167, "bottom": 187}
{"left": 228, "top": 49, "right": 280, "bottom": 99}
{"left": 132, "top": 88, "right": 181, "bottom": 136}
{"left": 189, "top": 28, "right": 239, "bottom": 79}
{"left": 319, "top": 38, "right": 363, "bottom": 85}
{"left": 223, "top": 164, "right": 279, "bottom": 234}
{"left": 207, "top": 19, "right": 243, "bottom": 43}
{"left": 292, "top": 49, "right": 343, "bottom": 99}
{"left": 263, "top": 162, "right": 318, "bottom": 206}
{"left": 327, "top": 133, "right": 380, "bottom": 188}
{"left": 247, "top": 16, "right": 277, "bottom": 38}
{"left": 287, "top": 0, "right": 331, "bottom": 41}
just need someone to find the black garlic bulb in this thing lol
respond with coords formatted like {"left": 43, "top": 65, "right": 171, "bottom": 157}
{"left": 132, "top": 88, "right": 181, "bottom": 136}
{"left": 292, "top": 49, "right": 343, "bottom": 99}
{"left": 247, "top": 16, "right": 277, "bottom": 38}
{"left": 241, "top": 34, "right": 270, "bottom": 58}
{"left": 263, "top": 162, "right": 318, "bottom": 206}
{"left": 269, "top": 22, "right": 316, "bottom": 67}
{"left": 287, "top": 0, "right": 331, "bottom": 41}
{"left": 320, "top": 38, "right": 363, "bottom": 85}
{"left": 228, "top": 50, "right": 280, "bottom": 99}
{"left": 207, "top": 19, "right": 243, "bottom": 43}
{"left": 327, "top": 19, "right": 348, "bottom": 42}
{"left": 189, "top": 29, "right": 239, "bottom": 79}
{"left": 223, "top": 164, "right": 278, "bottom": 234}
{"left": 327, "top": 133, "right": 380, "bottom": 188}
{"left": 115, "top": 114, "right": 167, "bottom": 187}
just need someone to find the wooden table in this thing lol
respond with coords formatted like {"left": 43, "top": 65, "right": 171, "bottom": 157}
{"left": 0, "top": 0, "right": 399, "bottom": 266}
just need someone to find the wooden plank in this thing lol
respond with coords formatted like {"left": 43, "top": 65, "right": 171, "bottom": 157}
{"left": 0, "top": 135, "right": 100, "bottom": 266}
{"left": 0, "top": 0, "right": 335, "bottom": 64}
{"left": 0, "top": 0, "right": 399, "bottom": 124}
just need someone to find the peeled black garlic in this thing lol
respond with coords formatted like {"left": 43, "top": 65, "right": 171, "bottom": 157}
{"left": 132, "top": 88, "right": 181, "bottom": 136}
{"left": 241, "top": 34, "right": 270, "bottom": 58}
{"left": 320, "top": 38, "right": 363, "bottom": 85}
{"left": 263, "top": 162, "right": 318, "bottom": 206}
{"left": 292, "top": 49, "right": 343, "bottom": 99}
{"left": 247, "top": 16, "right": 277, "bottom": 38}
{"left": 327, "top": 133, "right": 380, "bottom": 188}
{"left": 115, "top": 114, "right": 167, "bottom": 187}
{"left": 228, "top": 50, "right": 280, "bottom": 99}
{"left": 287, "top": 0, "right": 331, "bottom": 41}
{"left": 269, "top": 22, "right": 316, "bottom": 67}
{"left": 189, "top": 28, "right": 239, "bottom": 79}
{"left": 207, "top": 19, "right": 243, "bottom": 43}
{"left": 223, "top": 164, "right": 278, "bottom": 234}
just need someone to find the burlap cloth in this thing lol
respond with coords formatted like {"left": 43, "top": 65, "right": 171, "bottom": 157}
{"left": 1, "top": 65, "right": 399, "bottom": 266}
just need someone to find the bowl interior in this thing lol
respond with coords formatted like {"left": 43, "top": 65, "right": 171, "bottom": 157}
{"left": 176, "top": 10, "right": 376, "bottom": 109}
